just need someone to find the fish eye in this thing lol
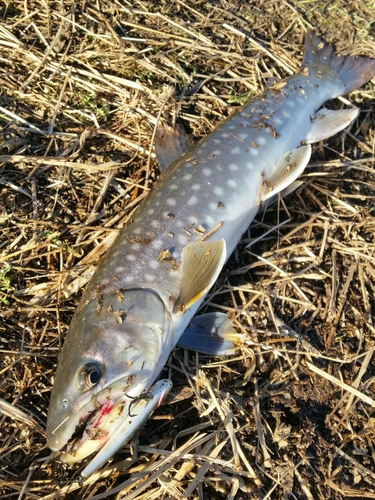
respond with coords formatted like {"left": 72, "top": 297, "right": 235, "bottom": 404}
{"left": 77, "top": 363, "right": 103, "bottom": 390}
{"left": 87, "top": 367, "right": 101, "bottom": 386}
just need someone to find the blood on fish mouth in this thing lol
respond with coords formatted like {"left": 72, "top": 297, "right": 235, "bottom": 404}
{"left": 63, "top": 401, "right": 115, "bottom": 457}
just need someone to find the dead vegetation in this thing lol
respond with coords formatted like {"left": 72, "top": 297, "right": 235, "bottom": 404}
{"left": 0, "top": 0, "right": 375, "bottom": 498}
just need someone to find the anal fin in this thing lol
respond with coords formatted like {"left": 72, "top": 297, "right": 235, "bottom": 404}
{"left": 177, "top": 312, "right": 242, "bottom": 355}
{"left": 174, "top": 240, "right": 226, "bottom": 313}
{"left": 306, "top": 107, "right": 358, "bottom": 144}
{"left": 262, "top": 145, "right": 311, "bottom": 202}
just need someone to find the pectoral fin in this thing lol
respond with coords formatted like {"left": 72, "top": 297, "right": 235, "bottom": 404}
{"left": 177, "top": 312, "right": 242, "bottom": 355}
{"left": 306, "top": 107, "right": 358, "bottom": 144}
{"left": 262, "top": 145, "right": 311, "bottom": 202}
{"left": 154, "top": 123, "right": 192, "bottom": 172}
{"left": 174, "top": 240, "right": 226, "bottom": 313}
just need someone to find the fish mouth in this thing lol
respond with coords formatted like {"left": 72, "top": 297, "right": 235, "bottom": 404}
{"left": 59, "top": 398, "right": 117, "bottom": 463}
{"left": 58, "top": 379, "right": 173, "bottom": 476}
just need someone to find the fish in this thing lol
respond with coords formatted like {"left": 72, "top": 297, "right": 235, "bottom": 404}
{"left": 46, "top": 31, "right": 375, "bottom": 477}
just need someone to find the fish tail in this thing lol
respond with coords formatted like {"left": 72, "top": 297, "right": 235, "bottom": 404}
{"left": 303, "top": 31, "right": 375, "bottom": 94}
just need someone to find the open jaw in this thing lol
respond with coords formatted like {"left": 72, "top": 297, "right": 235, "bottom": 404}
{"left": 58, "top": 379, "right": 173, "bottom": 477}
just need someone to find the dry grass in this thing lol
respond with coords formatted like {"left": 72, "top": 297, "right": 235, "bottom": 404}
{"left": 0, "top": 0, "right": 375, "bottom": 498}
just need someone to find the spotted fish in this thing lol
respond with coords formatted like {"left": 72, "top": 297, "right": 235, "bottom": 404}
{"left": 46, "top": 31, "right": 375, "bottom": 477}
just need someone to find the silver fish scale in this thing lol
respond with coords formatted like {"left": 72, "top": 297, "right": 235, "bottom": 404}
{"left": 85, "top": 68, "right": 337, "bottom": 302}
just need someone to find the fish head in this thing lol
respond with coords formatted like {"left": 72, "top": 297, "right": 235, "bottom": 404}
{"left": 46, "top": 288, "right": 173, "bottom": 463}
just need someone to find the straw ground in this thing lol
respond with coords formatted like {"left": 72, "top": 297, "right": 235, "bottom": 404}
{"left": 0, "top": 1, "right": 374, "bottom": 499}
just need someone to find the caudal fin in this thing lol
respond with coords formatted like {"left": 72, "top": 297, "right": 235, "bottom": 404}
{"left": 303, "top": 31, "right": 375, "bottom": 94}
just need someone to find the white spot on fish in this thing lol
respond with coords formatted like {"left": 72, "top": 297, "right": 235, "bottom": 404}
{"left": 183, "top": 173, "right": 192, "bottom": 181}
{"left": 203, "top": 167, "right": 212, "bottom": 176}
{"left": 151, "top": 220, "right": 160, "bottom": 228}
{"left": 274, "top": 117, "right": 282, "bottom": 125}
{"left": 188, "top": 195, "right": 198, "bottom": 205}
{"left": 126, "top": 254, "right": 136, "bottom": 262}
{"left": 221, "top": 133, "right": 229, "bottom": 138}
{"left": 169, "top": 184, "right": 178, "bottom": 191}
{"left": 239, "top": 133, "right": 248, "bottom": 140}
{"left": 251, "top": 148, "right": 259, "bottom": 156}
{"left": 231, "top": 146, "right": 241, "bottom": 154}
{"left": 147, "top": 208, "right": 155, "bottom": 215}
{"left": 247, "top": 162, "right": 254, "bottom": 170}
{"left": 167, "top": 198, "right": 177, "bottom": 206}
{"left": 229, "top": 164, "right": 239, "bottom": 172}
{"left": 177, "top": 233, "right": 187, "bottom": 245}
{"left": 287, "top": 100, "right": 295, "bottom": 107}
{"left": 205, "top": 215, "right": 215, "bottom": 225}
{"left": 257, "top": 137, "right": 266, "bottom": 145}
{"left": 214, "top": 186, "right": 223, "bottom": 196}
{"left": 209, "top": 202, "right": 218, "bottom": 212}
{"left": 149, "top": 259, "right": 160, "bottom": 270}
{"left": 227, "top": 179, "right": 237, "bottom": 188}
{"left": 188, "top": 215, "right": 198, "bottom": 225}
{"left": 192, "top": 184, "right": 200, "bottom": 191}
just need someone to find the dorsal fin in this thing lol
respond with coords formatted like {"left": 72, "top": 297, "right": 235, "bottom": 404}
{"left": 154, "top": 124, "right": 192, "bottom": 172}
